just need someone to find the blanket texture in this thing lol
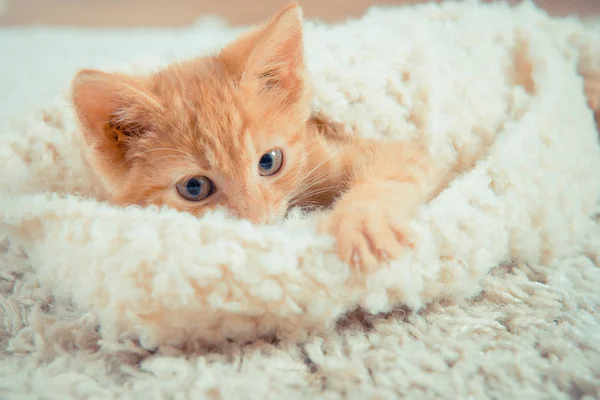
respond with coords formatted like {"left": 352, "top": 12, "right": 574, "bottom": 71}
{"left": 1, "top": 1, "right": 600, "bottom": 398}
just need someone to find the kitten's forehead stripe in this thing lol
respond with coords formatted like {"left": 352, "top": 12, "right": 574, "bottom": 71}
{"left": 150, "top": 62, "right": 253, "bottom": 172}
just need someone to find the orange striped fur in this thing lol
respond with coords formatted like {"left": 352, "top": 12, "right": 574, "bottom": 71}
{"left": 72, "top": 3, "right": 440, "bottom": 270}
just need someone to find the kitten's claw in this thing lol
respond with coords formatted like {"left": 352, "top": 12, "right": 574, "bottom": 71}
{"left": 320, "top": 199, "right": 414, "bottom": 272}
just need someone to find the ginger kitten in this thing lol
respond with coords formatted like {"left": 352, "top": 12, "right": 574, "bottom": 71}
{"left": 71, "top": 4, "right": 442, "bottom": 270}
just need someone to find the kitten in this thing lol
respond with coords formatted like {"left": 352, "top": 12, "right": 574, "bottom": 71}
{"left": 71, "top": 3, "right": 443, "bottom": 271}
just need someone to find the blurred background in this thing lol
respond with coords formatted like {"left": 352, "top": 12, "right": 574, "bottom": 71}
{"left": 1, "top": 0, "right": 599, "bottom": 27}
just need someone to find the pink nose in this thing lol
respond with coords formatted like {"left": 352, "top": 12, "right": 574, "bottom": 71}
{"left": 232, "top": 202, "right": 271, "bottom": 224}
{"left": 247, "top": 209, "right": 271, "bottom": 224}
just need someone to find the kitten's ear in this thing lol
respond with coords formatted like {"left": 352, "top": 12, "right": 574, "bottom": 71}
{"left": 222, "top": 3, "right": 307, "bottom": 103}
{"left": 71, "top": 69, "right": 161, "bottom": 191}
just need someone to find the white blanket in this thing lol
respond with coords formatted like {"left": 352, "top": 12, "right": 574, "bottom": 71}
{"left": 1, "top": 2, "right": 600, "bottom": 398}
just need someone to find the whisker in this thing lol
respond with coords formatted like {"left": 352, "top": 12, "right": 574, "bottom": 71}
{"left": 290, "top": 186, "right": 338, "bottom": 202}
{"left": 289, "top": 176, "right": 335, "bottom": 202}
{"left": 289, "top": 168, "right": 338, "bottom": 196}
{"left": 294, "top": 146, "right": 344, "bottom": 187}
{"left": 288, "top": 184, "right": 341, "bottom": 206}
{"left": 288, "top": 152, "right": 353, "bottom": 202}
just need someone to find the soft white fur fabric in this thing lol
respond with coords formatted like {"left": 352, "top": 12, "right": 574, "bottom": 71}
{"left": 1, "top": 2, "right": 600, "bottom": 398}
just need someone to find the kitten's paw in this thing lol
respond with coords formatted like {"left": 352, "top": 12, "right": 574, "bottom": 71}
{"left": 320, "top": 197, "right": 414, "bottom": 272}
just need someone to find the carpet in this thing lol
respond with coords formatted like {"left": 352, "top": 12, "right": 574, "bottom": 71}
{"left": 1, "top": 1, "right": 600, "bottom": 398}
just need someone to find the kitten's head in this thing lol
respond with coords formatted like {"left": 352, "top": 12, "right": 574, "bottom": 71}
{"left": 72, "top": 4, "right": 312, "bottom": 223}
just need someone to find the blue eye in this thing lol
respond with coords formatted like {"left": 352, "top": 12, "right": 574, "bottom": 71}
{"left": 258, "top": 148, "right": 284, "bottom": 176}
{"left": 176, "top": 176, "right": 214, "bottom": 201}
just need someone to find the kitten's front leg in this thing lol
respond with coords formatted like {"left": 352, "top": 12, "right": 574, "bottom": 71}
{"left": 320, "top": 140, "right": 437, "bottom": 271}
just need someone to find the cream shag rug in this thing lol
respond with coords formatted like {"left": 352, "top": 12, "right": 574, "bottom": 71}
{"left": 1, "top": 1, "right": 600, "bottom": 398}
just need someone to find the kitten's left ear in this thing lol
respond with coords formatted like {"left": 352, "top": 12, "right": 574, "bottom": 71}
{"left": 71, "top": 69, "right": 161, "bottom": 192}
{"left": 223, "top": 3, "right": 307, "bottom": 103}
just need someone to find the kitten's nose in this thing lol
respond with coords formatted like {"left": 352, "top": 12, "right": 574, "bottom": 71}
{"left": 247, "top": 212, "right": 268, "bottom": 224}
{"left": 245, "top": 210, "right": 272, "bottom": 225}
{"left": 233, "top": 201, "right": 271, "bottom": 225}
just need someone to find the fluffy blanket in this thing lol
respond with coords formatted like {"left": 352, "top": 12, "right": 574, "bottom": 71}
{"left": 1, "top": 1, "right": 600, "bottom": 398}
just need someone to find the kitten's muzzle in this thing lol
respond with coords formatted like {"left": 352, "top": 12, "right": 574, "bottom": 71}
{"left": 231, "top": 201, "right": 275, "bottom": 225}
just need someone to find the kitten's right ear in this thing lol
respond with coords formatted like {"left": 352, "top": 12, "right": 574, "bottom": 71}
{"left": 71, "top": 69, "right": 161, "bottom": 191}
{"left": 220, "top": 3, "right": 307, "bottom": 108}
